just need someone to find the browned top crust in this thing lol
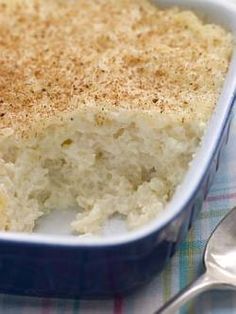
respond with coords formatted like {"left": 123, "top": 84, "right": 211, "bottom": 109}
{"left": 0, "top": 0, "right": 233, "bottom": 134}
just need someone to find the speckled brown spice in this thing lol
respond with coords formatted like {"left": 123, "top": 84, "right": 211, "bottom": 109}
{"left": 0, "top": 0, "right": 232, "bottom": 136}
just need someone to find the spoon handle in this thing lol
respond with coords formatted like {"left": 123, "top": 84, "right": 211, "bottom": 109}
{"left": 154, "top": 273, "right": 217, "bottom": 314}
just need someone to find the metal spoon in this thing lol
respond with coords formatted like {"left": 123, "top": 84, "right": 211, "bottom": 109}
{"left": 155, "top": 207, "right": 236, "bottom": 314}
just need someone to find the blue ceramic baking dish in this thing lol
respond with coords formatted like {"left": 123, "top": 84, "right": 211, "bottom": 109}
{"left": 0, "top": 0, "right": 236, "bottom": 299}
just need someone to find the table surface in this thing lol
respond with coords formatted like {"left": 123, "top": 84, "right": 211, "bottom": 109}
{"left": 2, "top": 1, "right": 236, "bottom": 312}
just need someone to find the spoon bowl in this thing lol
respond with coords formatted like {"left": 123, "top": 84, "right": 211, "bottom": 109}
{"left": 155, "top": 207, "right": 236, "bottom": 313}
{"left": 205, "top": 207, "right": 236, "bottom": 284}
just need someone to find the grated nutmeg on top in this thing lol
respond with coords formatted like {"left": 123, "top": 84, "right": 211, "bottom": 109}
{"left": 0, "top": 0, "right": 233, "bottom": 135}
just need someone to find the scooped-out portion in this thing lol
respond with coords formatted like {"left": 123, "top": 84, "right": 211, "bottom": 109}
{"left": 0, "top": 0, "right": 232, "bottom": 234}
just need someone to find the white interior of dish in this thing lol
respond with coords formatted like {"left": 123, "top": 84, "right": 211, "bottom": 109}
{"left": 1, "top": 0, "right": 236, "bottom": 246}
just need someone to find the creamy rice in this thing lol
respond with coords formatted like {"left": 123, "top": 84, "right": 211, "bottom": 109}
{"left": 0, "top": 0, "right": 232, "bottom": 234}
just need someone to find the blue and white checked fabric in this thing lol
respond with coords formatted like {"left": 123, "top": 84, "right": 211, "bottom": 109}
{"left": 0, "top": 115, "right": 235, "bottom": 314}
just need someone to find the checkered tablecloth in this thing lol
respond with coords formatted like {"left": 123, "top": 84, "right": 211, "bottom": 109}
{"left": 0, "top": 114, "right": 235, "bottom": 314}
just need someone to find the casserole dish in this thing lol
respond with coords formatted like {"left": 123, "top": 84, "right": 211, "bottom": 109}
{"left": 0, "top": 0, "right": 235, "bottom": 298}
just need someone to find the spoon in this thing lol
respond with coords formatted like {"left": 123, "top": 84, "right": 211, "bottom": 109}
{"left": 155, "top": 206, "right": 236, "bottom": 314}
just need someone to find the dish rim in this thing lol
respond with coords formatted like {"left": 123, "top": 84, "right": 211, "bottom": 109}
{"left": 1, "top": 0, "right": 236, "bottom": 247}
